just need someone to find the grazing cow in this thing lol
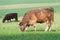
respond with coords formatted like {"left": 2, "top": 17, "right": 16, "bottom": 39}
{"left": 3, "top": 13, "right": 18, "bottom": 23}
{"left": 19, "top": 8, "right": 54, "bottom": 32}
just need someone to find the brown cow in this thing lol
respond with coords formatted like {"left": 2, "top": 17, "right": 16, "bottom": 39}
{"left": 3, "top": 13, "right": 18, "bottom": 23}
{"left": 19, "top": 7, "right": 54, "bottom": 32}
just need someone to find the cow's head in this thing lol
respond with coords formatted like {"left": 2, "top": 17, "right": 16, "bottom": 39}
{"left": 19, "top": 22, "right": 28, "bottom": 32}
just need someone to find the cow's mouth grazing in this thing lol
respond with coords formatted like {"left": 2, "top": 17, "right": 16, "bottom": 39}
{"left": 19, "top": 25, "right": 27, "bottom": 32}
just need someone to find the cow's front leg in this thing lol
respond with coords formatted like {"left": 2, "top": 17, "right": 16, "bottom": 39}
{"left": 45, "top": 20, "right": 51, "bottom": 31}
{"left": 25, "top": 27, "right": 28, "bottom": 31}
{"left": 45, "top": 26, "right": 51, "bottom": 31}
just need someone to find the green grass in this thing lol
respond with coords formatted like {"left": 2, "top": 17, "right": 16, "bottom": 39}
{"left": 0, "top": 12, "right": 60, "bottom": 40}
{"left": 0, "top": 0, "right": 60, "bottom": 40}
{"left": 0, "top": 4, "right": 60, "bottom": 40}
{"left": 0, "top": 0, "right": 60, "bottom": 5}
{"left": 0, "top": 5, "right": 60, "bottom": 18}
{"left": 0, "top": 9, "right": 60, "bottom": 40}
{"left": 0, "top": 32, "right": 60, "bottom": 40}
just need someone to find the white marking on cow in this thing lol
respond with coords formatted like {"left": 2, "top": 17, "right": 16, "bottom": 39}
{"left": 45, "top": 26, "right": 49, "bottom": 31}
{"left": 25, "top": 27, "right": 28, "bottom": 31}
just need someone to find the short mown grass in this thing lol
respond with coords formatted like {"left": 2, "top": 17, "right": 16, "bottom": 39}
{"left": 0, "top": 5, "right": 60, "bottom": 40}
{"left": 0, "top": 0, "right": 60, "bottom": 5}
{"left": 0, "top": 12, "right": 60, "bottom": 40}
{"left": 0, "top": 5, "right": 60, "bottom": 18}
{"left": 0, "top": 32, "right": 60, "bottom": 40}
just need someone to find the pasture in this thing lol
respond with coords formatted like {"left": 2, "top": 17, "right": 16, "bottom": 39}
{"left": 0, "top": 0, "right": 60, "bottom": 5}
{"left": 0, "top": 0, "right": 60, "bottom": 40}
{"left": 0, "top": 7, "right": 60, "bottom": 40}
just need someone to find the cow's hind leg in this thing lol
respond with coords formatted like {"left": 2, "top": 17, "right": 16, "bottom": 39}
{"left": 33, "top": 24, "right": 36, "bottom": 32}
{"left": 15, "top": 17, "right": 18, "bottom": 22}
{"left": 45, "top": 20, "right": 52, "bottom": 31}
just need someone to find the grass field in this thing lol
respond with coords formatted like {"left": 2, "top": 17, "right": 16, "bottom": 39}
{"left": 0, "top": 0, "right": 60, "bottom": 5}
{"left": 0, "top": 5, "right": 60, "bottom": 18}
{"left": 0, "top": 13, "right": 60, "bottom": 40}
{"left": 0, "top": 0, "right": 60, "bottom": 40}
{"left": 0, "top": 7, "right": 60, "bottom": 40}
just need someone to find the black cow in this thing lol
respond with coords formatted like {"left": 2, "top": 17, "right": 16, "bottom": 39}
{"left": 3, "top": 13, "right": 18, "bottom": 23}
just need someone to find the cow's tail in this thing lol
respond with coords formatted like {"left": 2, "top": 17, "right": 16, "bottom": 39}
{"left": 51, "top": 20, "right": 54, "bottom": 30}
{"left": 51, "top": 9, "right": 54, "bottom": 30}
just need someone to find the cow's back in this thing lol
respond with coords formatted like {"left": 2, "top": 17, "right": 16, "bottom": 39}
{"left": 3, "top": 13, "right": 18, "bottom": 23}
{"left": 34, "top": 8, "right": 54, "bottom": 23}
{"left": 22, "top": 8, "right": 54, "bottom": 23}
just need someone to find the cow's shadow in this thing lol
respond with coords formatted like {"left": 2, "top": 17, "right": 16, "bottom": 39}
{"left": 10, "top": 20, "right": 19, "bottom": 22}
{"left": 3, "top": 20, "right": 19, "bottom": 23}
{"left": 26, "top": 30, "right": 56, "bottom": 32}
